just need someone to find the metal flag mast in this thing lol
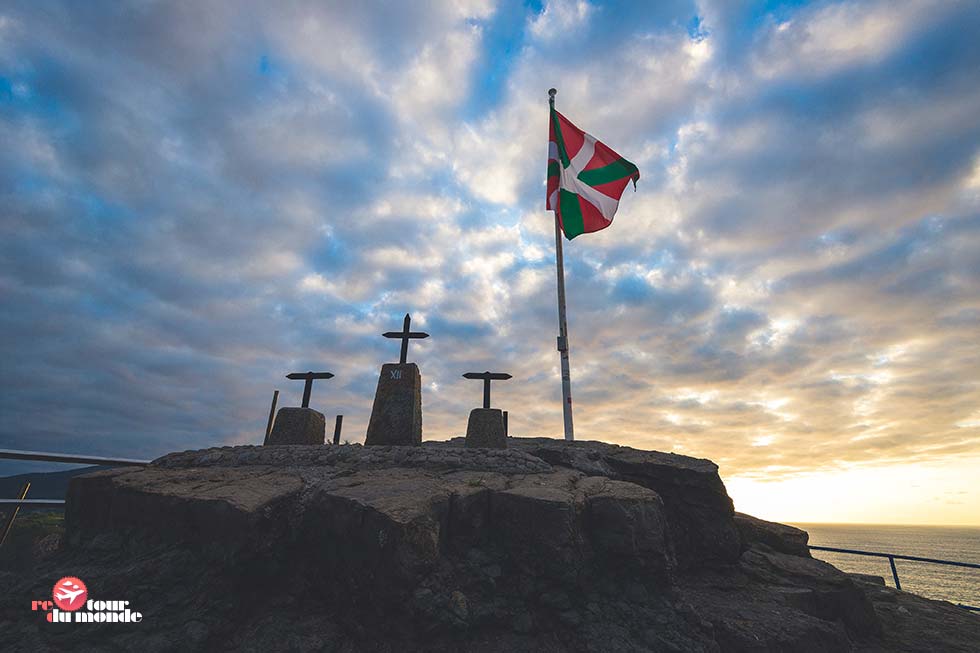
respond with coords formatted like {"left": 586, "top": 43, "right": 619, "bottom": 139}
{"left": 549, "top": 88, "right": 574, "bottom": 441}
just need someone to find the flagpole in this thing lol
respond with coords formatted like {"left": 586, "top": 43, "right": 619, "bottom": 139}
{"left": 549, "top": 88, "right": 575, "bottom": 442}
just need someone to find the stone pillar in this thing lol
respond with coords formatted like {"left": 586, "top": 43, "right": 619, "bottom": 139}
{"left": 465, "top": 408, "right": 507, "bottom": 449}
{"left": 365, "top": 363, "right": 422, "bottom": 446}
{"left": 267, "top": 407, "right": 326, "bottom": 445}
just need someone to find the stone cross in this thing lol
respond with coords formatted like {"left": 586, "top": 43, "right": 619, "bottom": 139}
{"left": 366, "top": 315, "right": 426, "bottom": 446}
{"left": 462, "top": 372, "right": 512, "bottom": 409}
{"left": 286, "top": 371, "right": 334, "bottom": 408}
{"left": 383, "top": 314, "right": 429, "bottom": 364}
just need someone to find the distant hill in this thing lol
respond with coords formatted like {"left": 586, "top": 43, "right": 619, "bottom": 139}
{"left": 0, "top": 466, "right": 110, "bottom": 500}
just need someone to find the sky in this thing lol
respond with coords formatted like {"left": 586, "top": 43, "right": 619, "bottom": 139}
{"left": 1, "top": 0, "right": 978, "bottom": 525}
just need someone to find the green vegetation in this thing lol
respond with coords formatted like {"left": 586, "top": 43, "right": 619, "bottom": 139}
{"left": 0, "top": 510, "right": 64, "bottom": 571}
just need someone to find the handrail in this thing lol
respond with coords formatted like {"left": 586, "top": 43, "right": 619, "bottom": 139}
{"left": 810, "top": 545, "right": 980, "bottom": 570}
{"left": 809, "top": 544, "right": 980, "bottom": 613}
{"left": 0, "top": 448, "right": 149, "bottom": 548}
{"left": 0, "top": 448, "right": 151, "bottom": 466}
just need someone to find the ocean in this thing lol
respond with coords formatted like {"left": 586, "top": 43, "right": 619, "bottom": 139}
{"left": 791, "top": 523, "right": 980, "bottom": 609}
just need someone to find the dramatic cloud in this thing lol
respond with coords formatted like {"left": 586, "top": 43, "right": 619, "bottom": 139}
{"left": 1, "top": 1, "right": 978, "bottom": 523}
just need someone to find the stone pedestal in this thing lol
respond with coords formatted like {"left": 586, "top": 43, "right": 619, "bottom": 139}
{"left": 365, "top": 363, "right": 422, "bottom": 446}
{"left": 465, "top": 408, "right": 507, "bottom": 449}
{"left": 267, "top": 407, "right": 325, "bottom": 445}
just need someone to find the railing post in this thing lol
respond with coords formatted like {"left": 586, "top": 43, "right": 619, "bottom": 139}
{"left": 888, "top": 555, "right": 902, "bottom": 590}
{"left": 263, "top": 389, "right": 280, "bottom": 445}
{"left": 0, "top": 481, "right": 30, "bottom": 548}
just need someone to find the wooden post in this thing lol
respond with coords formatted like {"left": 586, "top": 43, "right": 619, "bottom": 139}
{"left": 550, "top": 88, "right": 575, "bottom": 441}
{"left": 0, "top": 481, "right": 30, "bottom": 548}
{"left": 263, "top": 390, "right": 279, "bottom": 445}
{"left": 503, "top": 411, "right": 509, "bottom": 437}
{"left": 333, "top": 415, "right": 343, "bottom": 445}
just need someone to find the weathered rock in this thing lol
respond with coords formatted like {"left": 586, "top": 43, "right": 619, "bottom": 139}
{"left": 853, "top": 575, "right": 980, "bottom": 652}
{"left": 365, "top": 363, "right": 422, "bottom": 446}
{"left": 154, "top": 443, "right": 552, "bottom": 475}
{"left": 464, "top": 408, "right": 507, "bottom": 449}
{"left": 849, "top": 572, "right": 886, "bottom": 586}
{"left": 266, "top": 407, "right": 325, "bottom": 445}
{"left": 579, "top": 476, "right": 673, "bottom": 581}
{"left": 739, "top": 547, "right": 882, "bottom": 638}
{"left": 735, "top": 511, "right": 810, "bottom": 556}
{"left": 502, "top": 437, "right": 740, "bottom": 568}
{"left": 3, "top": 440, "right": 978, "bottom": 652}
{"left": 676, "top": 544, "right": 884, "bottom": 650}
{"left": 65, "top": 466, "right": 305, "bottom": 552}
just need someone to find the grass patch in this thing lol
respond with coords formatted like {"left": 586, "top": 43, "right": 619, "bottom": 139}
{"left": 0, "top": 510, "right": 64, "bottom": 570}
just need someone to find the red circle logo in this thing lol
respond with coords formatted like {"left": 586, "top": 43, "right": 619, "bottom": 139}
{"left": 53, "top": 576, "right": 88, "bottom": 611}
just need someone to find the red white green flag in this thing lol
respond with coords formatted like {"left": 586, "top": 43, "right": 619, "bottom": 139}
{"left": 547, "top": 108, "right": 639, "bottom": 239}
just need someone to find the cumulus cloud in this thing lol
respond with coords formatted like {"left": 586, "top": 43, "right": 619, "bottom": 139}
{"left": 1, "top": 0, "right": 978, "bottom": 524}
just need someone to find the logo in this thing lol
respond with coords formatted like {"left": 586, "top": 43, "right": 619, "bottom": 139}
{"left": 32, "top": 576, "right": 143, "bottom": 623}
{"left": 53, "top": 577, "right": 88, "bottom": 611}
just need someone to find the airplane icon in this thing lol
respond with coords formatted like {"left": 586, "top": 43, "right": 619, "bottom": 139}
{"left": 55, "top": 583, "right": 85, "bottom": 606}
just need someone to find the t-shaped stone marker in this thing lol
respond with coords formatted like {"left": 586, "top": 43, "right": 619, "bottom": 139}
{"left": 267, "top": 371, "right": 334, "bottom": 446}
{"left": 462, "top": 371, "right": 512, "bottom": 409}
{"left": 286, "top": 371, "right": 334, "bottom": 408}
{"left": 462, "top": 371, "right": 511, "bottom": 449}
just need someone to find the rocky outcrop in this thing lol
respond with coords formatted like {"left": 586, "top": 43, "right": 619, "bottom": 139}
{"left": 1, "top": 439, "right": 977, "bottom": 652}
{"left": 734, "top": 511, "right": 810, "bottom": 556}
{"left": 493, "top": 437, "right": 741, "bottom": 567}
{"left": 64, "top": 449, "right": 675, "bottom": 592}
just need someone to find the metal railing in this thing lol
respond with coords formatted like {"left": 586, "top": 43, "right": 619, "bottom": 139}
{"left": 809, "top": 545, "right": 980, "bottom": 612}
{"left": 0, "top": 448, "right": 150, "bottom": 548}
{"left": 0, "top": 448, "right": 150, "bottom": 466}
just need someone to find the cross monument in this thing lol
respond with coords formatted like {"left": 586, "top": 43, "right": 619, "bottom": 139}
{"left": 462, "top": 370, "right": 511, "bottom": 449}
{"left": 365, "top": 313, "right": 428, "bottom": 446}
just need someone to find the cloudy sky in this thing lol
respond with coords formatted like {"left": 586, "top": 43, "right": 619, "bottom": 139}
{"left": 2, "top": 0, "right": 978, "bottom": 524}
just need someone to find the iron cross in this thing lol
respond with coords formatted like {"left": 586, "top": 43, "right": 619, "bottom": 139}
{"left": 463, "top": 371, "right": 512, "bottom": 409}
{"left": 286, "top": 371, "right": 334, "bottom": 408}
{"left": 383, "top": 313, "right": 429, "bottom": 364}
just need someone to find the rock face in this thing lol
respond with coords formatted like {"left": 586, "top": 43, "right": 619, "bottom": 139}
{"left": 465, "top": 408, "right": 507, "bottom": 449}
{"left": 500, "top": 437, "right": 741, "bottom": 568}
{"left": 2, "top": 438, "right": 978, "bottom": 652}
{"left": 266, "top": 407, "right": 325, "bottom": 445}
{"left": 365, "top": 363, "right": 422, "bottom": 446}
{"left": 734, "top": 511, "right": 810, "bottom": 556}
